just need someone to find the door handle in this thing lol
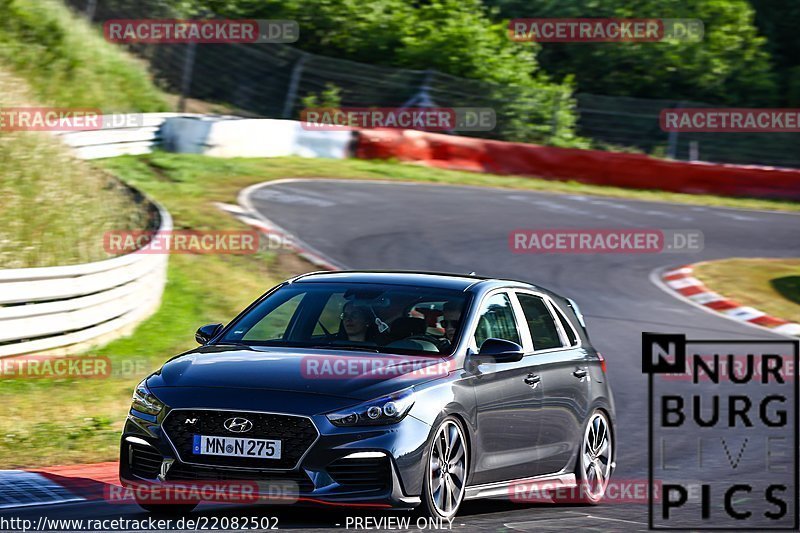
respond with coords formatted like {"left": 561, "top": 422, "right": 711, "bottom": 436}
{"left": 573, "top": 368, "right": 588, "bottom": 379}
{"left": 524, "top": 374, "right": 541, "bottom": 387}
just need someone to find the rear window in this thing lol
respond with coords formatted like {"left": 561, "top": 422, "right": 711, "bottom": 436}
{"left": 552, "top": 304, "right": 578, "bottom": 346}
{"left": 516, "top": 293, "right": 563, "bottom": 350}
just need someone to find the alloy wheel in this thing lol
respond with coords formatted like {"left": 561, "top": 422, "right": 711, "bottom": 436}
{"left": 581, "top": 411, "right": 612, "bottom": 502}
{"left": 428, "top": 419, "right": 467, "bottom": 517}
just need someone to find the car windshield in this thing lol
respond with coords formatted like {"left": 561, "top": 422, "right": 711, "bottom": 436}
{"left": 219, "top": 282, "right": 470, "bottom": 356}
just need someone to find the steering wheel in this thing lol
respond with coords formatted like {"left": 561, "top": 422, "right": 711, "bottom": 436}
{"left": 317, "top": 320, "right": 340, "bottom": 341}
{"left": 402, "top": 334, "right": 444, "bottom": 349}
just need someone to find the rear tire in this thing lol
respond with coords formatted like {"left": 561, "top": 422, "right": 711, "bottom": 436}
{"left": 419, "top": 416, "right": 468, "bottom": 519}
{"left": 552, "top": 410, "right": 613, "bottom": 505}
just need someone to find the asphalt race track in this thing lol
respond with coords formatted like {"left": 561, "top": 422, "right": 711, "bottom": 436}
{"left": 6, "top": 179, "right": 799, "bottom": 532}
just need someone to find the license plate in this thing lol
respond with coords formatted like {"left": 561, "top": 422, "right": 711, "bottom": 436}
{"left": 192, "top": 435, "right": 282, "bottom": 459}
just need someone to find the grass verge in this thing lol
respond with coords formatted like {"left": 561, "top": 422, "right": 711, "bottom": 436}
{"left": 0, "top": 251, "right": 309, "bottom": 468}
{"left": 0, "top": 154, "right": 325, "bottom": 468}
{"left": 103, "top": 152, "right": 800, "bottom": 214}
{"left": 0, "top": 0, "right": 174, "bottom": 267}
{"left": 0, "top": 0, "right": 169, "bottom": 111}
{"left": 2, "top": 151, "right": 799, "bottom": 468}
{"left": 0, "top": 66, "right": 153, "bottom": 268}
{"left": 693, "top": 258, "right": 800, "bottom": 325}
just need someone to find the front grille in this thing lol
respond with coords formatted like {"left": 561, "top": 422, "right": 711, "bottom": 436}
{"left": 162, "top": 410, "right": 318, "bottom": 470}
{"left": 326, "top": 456, "right": 391, "bottom": 491}
{"left": 166, "top": 462, "right": 314, "bottom": 493}
{"left": 128, "top": 443, "right": 163, "bottom": 479}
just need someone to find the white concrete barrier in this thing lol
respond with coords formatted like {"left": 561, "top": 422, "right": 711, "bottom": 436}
{"left": 58, "top": 112, "right": 353, "bottom": 160}
{"left": 294, "top": 127, "right": 354, "bottom": 159}
{"left": 56, "top": 113, "right": 197, "bottom": 160}
{"left": 160, "top": 116, "right": 353, "bottom": 159}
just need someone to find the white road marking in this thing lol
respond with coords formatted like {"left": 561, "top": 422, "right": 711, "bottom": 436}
{"left": 709, "top": 211, "right": 760, "bottom": 222}
{"left": 566, "top": 196, "right": 694, "bottom": 221}
{"left": 688, "top": 291, "right": 724, "bottom": 304}
{"left": 506, "top": 195, "right": 610, "bottom": 220}
{"left": 505, "top": 512, "right": 649, "bottom": 531}
{"left": 665, "top": 277, "right": 703, "bottom": 289}
{"left": 251, "top": 188, "right": 336, "bottom": 207}
{"left": 663, "top": 267, "right": 693, "bottom": 277}
{"left": 723, "top": 306, "right": 766, "bottom": 321}
{"left": 774, "top": 323, "right": 800, "bottom": 335}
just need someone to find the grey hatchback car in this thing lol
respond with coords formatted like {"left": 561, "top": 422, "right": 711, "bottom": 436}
{"left": 121, "top": 271, "right": 615, "bottom": 518}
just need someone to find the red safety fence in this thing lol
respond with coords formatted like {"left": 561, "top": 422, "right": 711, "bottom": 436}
{"left": 354, "top": 129, "right": 800, "bottom": 200}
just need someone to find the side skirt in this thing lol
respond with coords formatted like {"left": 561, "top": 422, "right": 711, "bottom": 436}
{"left": 463, "top": 473, "right": 576, "bottom": 500}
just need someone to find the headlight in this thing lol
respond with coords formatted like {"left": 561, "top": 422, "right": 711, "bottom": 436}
{"left": 326, "top": 389, "right": 415, "bottom": 427}
{"left": 130, "top": 379, "right": 164, "bottom": 418}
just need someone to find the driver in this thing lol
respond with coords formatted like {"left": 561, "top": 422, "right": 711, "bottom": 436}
{"left": 441, "top": 301, "right": 462, "bottom": 345}
{"left": 340, "top": 303, "right": 374, "bottom": 342}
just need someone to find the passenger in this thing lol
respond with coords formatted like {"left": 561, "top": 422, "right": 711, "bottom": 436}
{"left": 441, "top": 301, "right": 462, "bottom": 344}
{"left": 340, "top": 303, "right": 374, "bottom": 342}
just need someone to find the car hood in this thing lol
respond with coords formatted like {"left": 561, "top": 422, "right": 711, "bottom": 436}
{"left": 147, "top": 345, "right": 456, "bottom": 401}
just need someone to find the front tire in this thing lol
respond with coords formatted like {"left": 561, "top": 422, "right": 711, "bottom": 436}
{"left": 419, "top": 416, "right": 468, "bottom": 519}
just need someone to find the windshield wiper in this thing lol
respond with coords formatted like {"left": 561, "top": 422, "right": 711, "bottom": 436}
{"left": 214, "top": 341, "right": 254, "bottom": 348}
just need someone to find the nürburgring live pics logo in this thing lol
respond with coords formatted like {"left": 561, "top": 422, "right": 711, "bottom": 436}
{"left": 643, "top": 332, "right": 799, "bottom": 530}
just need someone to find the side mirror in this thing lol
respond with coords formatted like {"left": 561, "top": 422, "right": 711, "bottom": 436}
{"left": 196, "top": 323, "right": 223, "bottom": 345}
{"left": 475, "top": 338, "right": 524, "bottom": 363}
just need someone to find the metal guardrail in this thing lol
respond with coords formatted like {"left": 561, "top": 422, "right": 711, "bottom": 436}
{"left": 0, "top": 115, "right": 178, "bottom": 358}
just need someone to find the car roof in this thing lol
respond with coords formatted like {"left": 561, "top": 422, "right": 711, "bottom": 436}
{"left": 290, "top": 270, "right": 537, "bottom": 293}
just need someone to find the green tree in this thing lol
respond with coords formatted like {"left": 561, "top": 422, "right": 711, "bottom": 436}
{"left": 187, "top": 0, "right": 582, "bottom": 144}
{"left": 300, "top": 83, "right": 343, "bottom": 109}
{"left": 750, "top": 0, "right": 800, "bottom": 105}
{"left": 485, "top": 0, "right": 778, "bottom": 105}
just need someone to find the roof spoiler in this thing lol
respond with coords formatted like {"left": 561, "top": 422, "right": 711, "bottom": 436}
{"left": 566, "top": 297, "right": 587, "bottom": 329}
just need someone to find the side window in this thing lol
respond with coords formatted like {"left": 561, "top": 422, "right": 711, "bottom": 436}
{"left": 474, "top": 293, "right": 521, "bottom": 348}
{"left": 313, "top": 293, "right": 347, "bottom": 336}
{"left": 243, "top": 293, "right": 303, "bottom": 340}
{"left": 553, "top": 305, "right": 578, "bottom": 346}
{"left": 517, "top": 294, "right": 564, "bottom": 351}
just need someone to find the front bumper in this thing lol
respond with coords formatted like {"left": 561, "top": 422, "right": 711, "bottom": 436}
{"left": 119, "top": 407, "right": 431, "bottom": 509}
